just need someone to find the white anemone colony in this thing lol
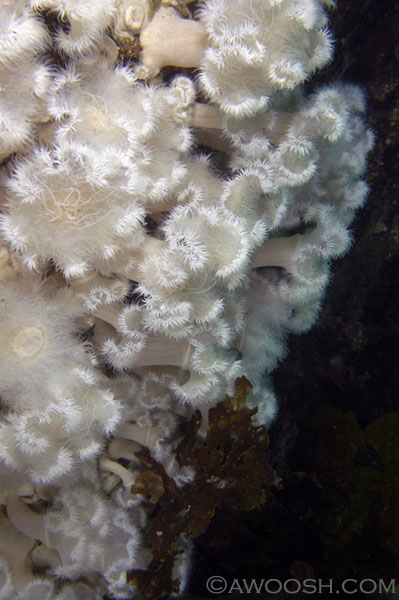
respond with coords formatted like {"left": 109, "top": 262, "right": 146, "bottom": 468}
{"left": 0, "top": 0, "right": 373, "bottom": 598}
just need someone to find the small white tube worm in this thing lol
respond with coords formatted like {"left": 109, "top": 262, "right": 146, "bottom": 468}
{"left": 118, "top": 422, "right": 164, "bottom": 451}
{"left": 193, "top": 128, "right": 233, "bottom": 153}
{"left": 17, "top": 483, "right": 36, "bottom": 498}
{"left": 190, "top": 102, "right": 232, "bottom": 151}
{"left": 147, "top": 197, "right": 189, "bottom": 214}
{"left": 99, "top": 456, "right": 136, "bottom": 488}
{"left": 269, "top": 112, "right": 304, "bottom": 145}
{"left": 93, "top": 303, "right": 122, "bottom": 331}
{"left": 98, "top": 35, "right": 119, "bottom": 66}
{"left": 96, "top": 316, "right": 194, "bottom": 368}
{"left": 6, "top": 496, "right": 47, "bottom": 544}
{"left": 31, "top": 544, "right": 62, "bottom": 569}
{"left": 130, "top": 336, "right": 193, "bottom": 368}
{"left": 191, "top": 103, "right": 223, "bottom": 130}
{"left": 252, "top": 218, "right": 343, "bottom": 272}
{"left": 252, "top": 234, "right": 304, "bottom": 271}
{"left": 6, "top": 496, "right": 73, "bottom": 566}
{"left": 0, "top": 466, "right": 35, "bottom": 501}
{"left": 35, "top": 484, "right": 59, "bottom": 503}
{"left": 108, "top": 437, "right": 142, "bottom": 462}
{"left": 91, "top": 318, "right": 117, "bottom": 353}
{"left": 29, "top": 119, "right": 60, "bottom": 149}
{"left": 189, "top": 106, "right": 300, "bottom": 151}
{"left": 190, "top": 103, "right": 294, "bottom": 155}
{"left": 138, "top": 6, "right": 208, "bottom": 76}
{"left": 66, "top": 17, "right": 85, "bottom": 44}
{"left": 0, "top": 516, "right": 34, "bottom": 589}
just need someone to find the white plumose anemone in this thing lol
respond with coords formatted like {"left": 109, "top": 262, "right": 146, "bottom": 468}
{"left": 0, "top": 278, "right": 84, "bottom": 402}
{"left": 0, "top": 147, "right": 147, "bottom": 278}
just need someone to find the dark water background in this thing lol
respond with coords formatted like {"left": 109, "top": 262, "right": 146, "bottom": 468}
{"left": 187, "top": 1, "right": 399, "bottom": 598}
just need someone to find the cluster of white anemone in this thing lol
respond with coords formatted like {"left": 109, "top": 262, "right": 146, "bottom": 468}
{"left": 0, "top": 0, "right": 374, "bottom": 598}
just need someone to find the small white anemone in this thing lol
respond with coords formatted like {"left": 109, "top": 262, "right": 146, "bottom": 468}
{"left": 197, "top": 0, "right": 334, "bottom": 116}
{"left": 29, "top": 0, "right": 116, "bottom": 56}
{"left": 0, "top": 0, "right": 50, "bottom": 65}
{"left": 0, "top": 278, "right": 87, "bottom": 405}
{"left": 0, "top": 146, "right": 147, "bottom": 278}
{"left": 0, "top": 58, "right": 52, "bottom": 160}
{"left": 49, "top": 60, "right": 195, "bottom": 207}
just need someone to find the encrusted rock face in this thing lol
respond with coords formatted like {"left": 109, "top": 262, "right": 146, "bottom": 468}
{"left": 0, "top": 1, "right": 373, "bottom": 598}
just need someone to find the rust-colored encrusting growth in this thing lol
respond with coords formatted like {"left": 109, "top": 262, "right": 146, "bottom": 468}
{"left": 128, "top": 377, "right": 275, "bottom": 599}
{"left": 130, "top": 470, "right": 165, "bottom": 504}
